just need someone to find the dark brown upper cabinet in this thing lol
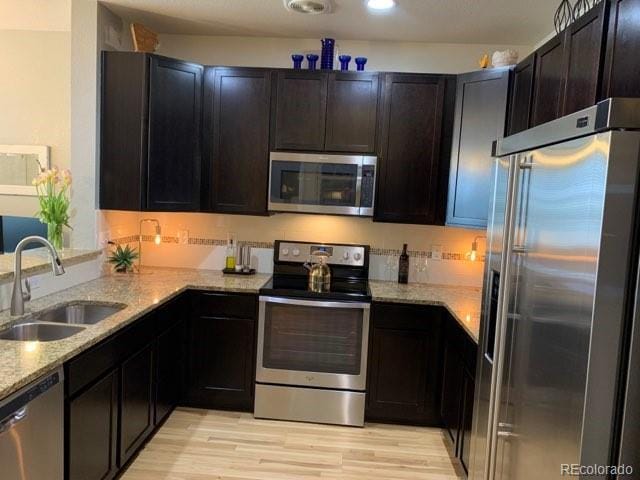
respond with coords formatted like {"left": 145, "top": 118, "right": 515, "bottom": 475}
{"left": 272, "top": 70, "right": 379, "bottom": 153}
{"left": 375, "top": 73, "right": 454, "bottom": 225}
{"left": 530, "top": 35, "right": 566, "bottom": 127}
{"left": 507, "top": 53, "right": 536, "bottom": 135}
{"left": 561, "top": 1, "right": 608, "bottom": 116}
{"left": 100, "top": 52, "right": 202, "bottom": 212}
{"left": 325, "top": 72, "right": 379, "bottom": 153}
{"left": 603, "top": 0, "right": 640, "bottom": 98}
{"left": 204, "top": 67, "right": 271, "bottom": 215}
{"left": 447, "top": 69, "right": 510, "bottom": 229}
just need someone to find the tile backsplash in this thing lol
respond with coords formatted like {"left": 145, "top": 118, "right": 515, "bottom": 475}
{"left": 100, "top": 210, "right": 486, "bottom": 287}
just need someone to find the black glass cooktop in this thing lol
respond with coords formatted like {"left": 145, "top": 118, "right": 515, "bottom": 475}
{"left": 260, "top": 275, "right": 371, "bottom": 302}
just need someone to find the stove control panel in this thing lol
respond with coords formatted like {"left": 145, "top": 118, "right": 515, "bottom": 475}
{"left": 277, "top": 241, "right": 367, "bottom": 267}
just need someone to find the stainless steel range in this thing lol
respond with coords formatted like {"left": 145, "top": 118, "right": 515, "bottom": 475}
{"left": 254, "top": 240, "right": 371, "bottom": 427}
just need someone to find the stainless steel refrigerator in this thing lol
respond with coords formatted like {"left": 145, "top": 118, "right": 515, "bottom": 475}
{"left": 470, "top": 98, "right": 640, "bottom": 480}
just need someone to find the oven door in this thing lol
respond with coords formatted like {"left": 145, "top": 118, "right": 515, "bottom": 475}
{"left": 257, "top": 296, "right": 370, "bottom": 391}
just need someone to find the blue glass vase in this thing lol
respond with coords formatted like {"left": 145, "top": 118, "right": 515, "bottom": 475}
{"left": 355, "top": 57, "right": 367, "bottom": 71}
{"left": 306, "top": 54, "right": 319, "bottom": 71}
{"left": 291, "top": 54, "right": 304, "bottom": 69}
{"left": 338, "top": 55, "right": 351, "bottom": 71}
{"left": 321, "top": 38, "right": 335, "bottom": 70}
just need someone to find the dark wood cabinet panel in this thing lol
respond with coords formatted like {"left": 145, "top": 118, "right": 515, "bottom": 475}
{"left": 375, "top": 73, "right": 449, "bottom": 225}
{"left": 186, "top": 292, "right": 258, "bottom": 411}
{"left": 68, "top": 370, "right": 118, "bottom": 480}
{"left": 325, "top": 72, "right": 379, "bottom": 153}
{"left": 440, "top": 341, "right": 464, "bottom": 444}
{"left": 531, "top": 34, "right": 566, "bottom": 127}
{"left": 205, "top": 67, "right": 271, "bottom": 214}
{"left": 561, "top": 2, "right": 607, "bottom": 116}
{"left": 100, "top": 52, "right": 202, "bottom": 212}
{"left": 603, "top": 0, "right": 640, "bottom": 98}
{"left": 273, "top": 71, "right": 327, "bottom": 151}
{"left": 459, "top": 370, "right": 475, "bottom": 474}
{"left": 447, "top": 69, "right": 510, "bottom": 229}
{"left": 155, "top": 319, "right": 186, "bottom": 425}
{"left": 366, "top": 303, "right": 443, "bottom": 425}
{"left": 119, "top": 344, "right": 154, "bottom": 467}
{"left": 507, "top": 54, "right": 536, "bottom": 135}
{"left": 147, "top": 56, "right": 202, "bottom": 211}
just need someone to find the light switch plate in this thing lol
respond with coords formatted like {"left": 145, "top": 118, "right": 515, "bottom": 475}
{"left": 431, "top": 245, "right": 442, "bottom": 261}
{"left": 178, "top": 230, "right": 189, "bottom": 245}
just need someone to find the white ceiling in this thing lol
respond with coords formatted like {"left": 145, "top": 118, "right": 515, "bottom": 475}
{"left": 100, "top": 0, "right": 557, "bottom": 45}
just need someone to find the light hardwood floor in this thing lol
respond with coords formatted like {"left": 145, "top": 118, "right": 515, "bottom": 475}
{"left": 122, "top": 408, "right": 463, "bottom": 480}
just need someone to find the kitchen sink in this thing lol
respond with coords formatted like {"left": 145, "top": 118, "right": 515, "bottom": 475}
{"left": 0, "top": 323, "right": 86, "bottom": 342}
{"left": 35, "top": 302, "right": 126, "bottom": 325}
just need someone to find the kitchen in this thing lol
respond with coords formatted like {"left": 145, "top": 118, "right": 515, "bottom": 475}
{"left": 0, "top": 0, "right": 638, "bottom": 479}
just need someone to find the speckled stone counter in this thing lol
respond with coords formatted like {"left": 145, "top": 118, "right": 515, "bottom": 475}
{"left": 0, "top": 268, "right": 481, "bottom": 400}
{"left": 0, "top": 267, "right": 271, "bottom": 399}
{"left": 0, "top": 248, "right": 102, "bottom": 283}
{"left": 370, "top": 281, "right": 482, "bottom": 343}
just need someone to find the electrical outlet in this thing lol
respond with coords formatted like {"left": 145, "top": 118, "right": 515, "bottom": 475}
{"left": 98, "top": 230, "right": 110, "bottom": 248}
{"left": 431, "top": 245, "right": 442, "bottom": 261}
{"left": 178, "top": 229, "right": 189, "bottom": 245}
{"left": 29, "top": 275, "right": 42, "bottom": 290}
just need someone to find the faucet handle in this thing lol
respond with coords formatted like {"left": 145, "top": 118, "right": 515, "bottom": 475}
{"left": 23, "top": 279, "right": 31, "bottom": 302}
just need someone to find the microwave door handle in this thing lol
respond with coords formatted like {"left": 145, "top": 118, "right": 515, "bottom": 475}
{"left": 355, "top": 163, "right": 363, "bottom": 212}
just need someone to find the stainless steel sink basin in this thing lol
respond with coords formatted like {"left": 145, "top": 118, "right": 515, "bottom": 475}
{"left": 0, "top": 323, "right": 86, "bottom": 342}
{"left": 35, "top": 302, "right": 126, "bottom": 325}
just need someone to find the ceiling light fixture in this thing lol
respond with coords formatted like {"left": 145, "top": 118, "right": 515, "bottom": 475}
{"left": 284, "top": 0, "right": 332, "bottom": 14}
{"left": 366, "top": 0, "right": 396, "bottom": 10}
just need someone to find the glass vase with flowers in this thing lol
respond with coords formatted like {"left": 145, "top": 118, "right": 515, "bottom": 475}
{"left": 32, "top": 167, "right": 72, "bottom": 250}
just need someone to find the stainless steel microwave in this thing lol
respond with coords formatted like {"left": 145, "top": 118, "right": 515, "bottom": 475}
{"left": 268, "top": 152, "right": 377, "bottom": 217}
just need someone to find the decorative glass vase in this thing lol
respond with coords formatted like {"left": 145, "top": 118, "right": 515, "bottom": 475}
{"left": 307, "top": 54, "right": 319, "bottom": 70}
{"left": 339, "top": 55, "right": 351, "bottom": 71}
{"left": 47, "top": 222, "right": 64, "bottom": 250}
{"left": 291, "top": 54, "right": 304, "bottom": 69}
{"left": 355, "top": 57, "right": 368, "bottom": 71}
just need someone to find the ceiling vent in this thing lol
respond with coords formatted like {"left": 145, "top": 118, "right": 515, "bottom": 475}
{"left": 283, "top": 0, "right": 332, "bottom": 14}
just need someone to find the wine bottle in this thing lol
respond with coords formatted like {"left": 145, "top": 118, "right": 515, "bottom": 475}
{"left": 398, "top": 243, "right": 409, "bottom": 284}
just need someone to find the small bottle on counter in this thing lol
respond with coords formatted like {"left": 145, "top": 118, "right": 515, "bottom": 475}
{"left": 225, "top": 236, "right": 236, "bottom": 270}
{"left": 398, "top": 243, "right": 409, "bottom": 284}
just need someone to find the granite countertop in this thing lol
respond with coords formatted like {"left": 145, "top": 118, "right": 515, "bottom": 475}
{"left": 369, "top": 281, "right": 482, "bottom": 343}
{"left": 0, "top": 247, "right": 102, "bottom": 282}
{"left": 0, "top": 267, "right": 482, "bottom": 400}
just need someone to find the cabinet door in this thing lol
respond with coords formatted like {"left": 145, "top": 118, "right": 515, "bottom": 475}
{"left": 155, "top": 319, "right": 186, "bottom": 425}
{"left": 375, "top": 74, "right": 447, "bottom": 225}
{"left": 440, "top": 341, "right": 464, "bottom": 445}
{"left": 325, "top": 72, "right": 379, "bottom": 153}
{"left": 602, "top": 0, "right": 640, "bottom": 98}
{"left": 273, "top": 71, "right": 327, "bottom": 151}
{"left": 531, "top": 35, "right": 566, "bottom": 127}
{"left": 119, "top": 344, "right": 154, "bottom": 467}
{"left": 447, "top": 69, "right": 510, "bottom": 229}
{"left": 68, "top": 370, "right": 118, "bottom": 480}
{"left": 507, "top": 53, "right": 536, "bottom": 135}
{"left": 187, "top": 315, "right": 256, "bottom": 411}
{"left": 205, "top": 67, "right": 271, "bottom": 214}
{"left": 147, "top": 56, "right": 202, "bottom": 211}
{"left": 459, "top": 369, "right": 475, "bottom": 475}
{"left": 366, "top": 303, "right": 443, "bottom": 425}
{"left": 561, "top": 2, "right": 607, "bottom": 116}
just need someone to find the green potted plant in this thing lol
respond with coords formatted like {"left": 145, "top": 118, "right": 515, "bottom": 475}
{"left": 108, "top": 243, "right": 139, "bottom": 273}
{"left": 32, "top": 166, "right": 72, "bottom": 250}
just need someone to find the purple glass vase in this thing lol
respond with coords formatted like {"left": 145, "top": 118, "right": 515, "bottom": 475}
{"left": 306, "top": 54, "right": 319, "bottom": 71}
{"left": 291, "top": 54, "right": 304, "bottom": 69}
{"left": 321, "top": 38, "right": 335, "bottom": 70}
{"left": 338, "top": 55, "right": 351, "bottom": 71}
{"left": 355, "top": 57, "right": 367, "bottom": 71}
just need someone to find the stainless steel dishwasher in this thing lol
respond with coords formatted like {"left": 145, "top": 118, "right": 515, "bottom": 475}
{"left": 0, "top": 367, "right": 63, "bottom": 480}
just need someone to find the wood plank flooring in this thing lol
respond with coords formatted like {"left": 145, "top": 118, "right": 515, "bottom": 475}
{"left": 122, "top": 408, "right": 463, "bottom": 480}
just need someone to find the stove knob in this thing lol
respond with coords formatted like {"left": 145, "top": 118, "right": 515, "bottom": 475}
{"left": 343, "top": 251, "right": 350, "bottom": 261}
{"left": 292, "top": 248, "right": 300, "bottom": 257}
{"left": 354, "top": 252, "right": 362, "bottom": 261}
{"left": 281, "top": 248, "right": 289, "bottom": 257}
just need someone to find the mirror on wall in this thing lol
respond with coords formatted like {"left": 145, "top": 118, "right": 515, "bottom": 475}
{"left": 0, "top": 145, "right": 49, "bottom": 195}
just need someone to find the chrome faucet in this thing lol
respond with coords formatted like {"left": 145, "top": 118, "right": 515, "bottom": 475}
{"left": 11, "top": 236, "right": 65, "bottom": 316}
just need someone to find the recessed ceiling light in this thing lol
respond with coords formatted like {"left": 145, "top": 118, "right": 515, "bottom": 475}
{"left": 284, "top": 0, "right": 332, "bottom": 14}
{"left": 366, "top": 0, "right": 396, "bottom": 10}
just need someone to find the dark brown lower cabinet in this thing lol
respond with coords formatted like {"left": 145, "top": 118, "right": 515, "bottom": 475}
{"left": 119, "top": 344, "right": 154, "bottom": 467}
{"left": 439, "top": 313, "right": 477, "bottom": 475}
{"left": 155, "top": 318, "right": 186, "bottom": 424}
{"left": 366, "top": 302, "right": 444, "bottom": 425}
{"left": 67, "top": 370, "right": 118, "bottom": 480}
{"left": 186, "top": 292, "right": 258, "bottom": 411}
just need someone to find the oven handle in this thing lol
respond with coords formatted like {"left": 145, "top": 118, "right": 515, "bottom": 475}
{"left": 259, "top": 296, "right": 371, "bottom": 310}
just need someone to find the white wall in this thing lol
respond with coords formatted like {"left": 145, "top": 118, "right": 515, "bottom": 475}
{"left": 158, "top": 35, "right": 532, "bottom": 74}
{"left": 0, "top": 1, "right": 71, "bottom": 217}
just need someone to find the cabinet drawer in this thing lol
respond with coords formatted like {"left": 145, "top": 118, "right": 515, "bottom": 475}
{"left": 193, "top": 291, "right": 257, "bottom": 319}
{"left": 66, "top": 314, "right": 155, "bottom": 397}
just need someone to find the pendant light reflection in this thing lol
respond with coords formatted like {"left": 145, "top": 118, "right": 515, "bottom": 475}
{"left": 467, "top": 235, "right": 486, "bottom": 262}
